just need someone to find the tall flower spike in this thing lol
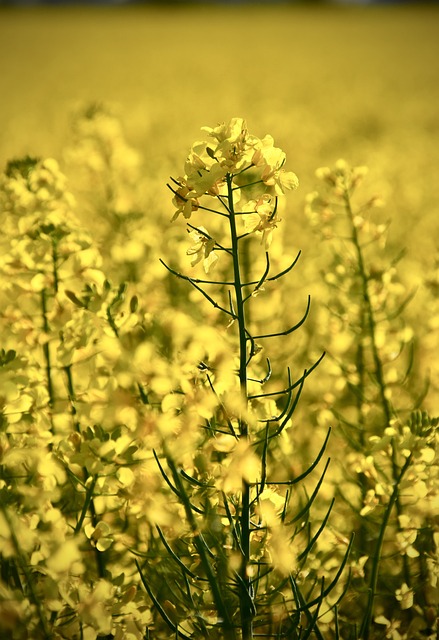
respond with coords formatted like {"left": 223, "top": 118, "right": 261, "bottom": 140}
{"left": 157, "top": 117, "right": 347, "bottom": 640}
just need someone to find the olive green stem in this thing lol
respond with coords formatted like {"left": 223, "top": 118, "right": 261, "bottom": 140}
{"left": 74, "top": 474, "right": 99, "bottom": 534}
{"left": 51, "top": 236, "right": 59, "bottom": 294}
{"left": 41, "top": 289, "right": 55, "bottom": 411}
{"left": 343, "top": 188, "right": 392, "bottom": 426}
{"left": 359, "top": 454, "right": 412, "bottom": 640}
{"left": 343, "top": 185, "right": 412, "bottom": 587}
{"left": 226, "top": 173, "right": 254, "bottom": 640}
{"left": 66, "top": 366, "right": 106, "bottom": 579}
{"left": 164, "top": 449, "right": 237, "bottom": 639}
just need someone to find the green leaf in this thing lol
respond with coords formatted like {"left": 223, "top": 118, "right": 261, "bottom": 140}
{"left": 65, "top": 290, "right": 86, "bottom": 308}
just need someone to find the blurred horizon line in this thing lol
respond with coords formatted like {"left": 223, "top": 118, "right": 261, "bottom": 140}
{"left": 1, "top": 0, "right": 436, "bottom": 6}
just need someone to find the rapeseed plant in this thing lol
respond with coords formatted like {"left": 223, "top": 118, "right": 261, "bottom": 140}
{"left": 305, "top": 161, "right": 438, "bottom": 639}
{"left": 0, "top": 111, "right": 436, "bottom": 640}
{"left": 135, "top": 118, "right": 349, "bottom": 639}
{"left": 0, "top": 154, "right": 156, "bottom": 639}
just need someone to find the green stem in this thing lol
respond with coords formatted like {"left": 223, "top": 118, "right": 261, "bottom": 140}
{"left": 164, "top": 450, "right": 236, "bottom": 639}
{"left": 226, "top": 173, "right": 254, "bottom": 640}
{"left": 41, "top": 289, "right": 55, "bottom": 411}
{"left": 356, "top": 306, "right": 371, "bottom": 560}
{"left": 74, "top": 474, "right": 99, "bottom": 535}
{"left": 343, "top": 189, "right": 391, "bottom": 426}
{"left": 66, "top": 366, "right": 106, "bottom": 578}
{"left": 73, "top": 470, "right": 106, "bottom": 577}
{"left": 51, "top": 237, "right": 59, "bottom": 294}
{"left": 344, "top": 186, "right": 412, "bottom": 587}
{"left": 64, "top": 365, "right": 79, "bottom": 432}
{"left": 359, "top": 454, "right": 412, "bottom": 640}
{"left": 227, "top": 174, "right": 248, "bottom": 405}
{"left": 74, "top": 467, "right": 106, "bottom": 578}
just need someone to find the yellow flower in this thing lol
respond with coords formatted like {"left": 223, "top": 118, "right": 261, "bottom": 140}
{"left": 185, "top": 162, "right": 227, "bottom": 198}
{"left": 186, "top": 226, "right": 218, "bottom": 273}
{"left": 171, "top": 177, "right": 199, "bottom": 221}
{"left": 396, "top": 528, "right": 419, "bottom": 558}
{"left": 242, "top": 195, "right": 280, "bottom": 248}
{"left": 221, "top": 439, "right": 261, "bottom": 493}
{"left": 360, "top": 488, "right": 379, "bottom": 516}
{"left": 171, "top": 118, "right": 299, "bottom": 261}
{"left": 200, "top": 118, "right": 251, "bottom": 172}
{"left": 202, "top": 117, "right": 247, "bottom": 146}
{"left": 395, "top": 583, "right": 414, "bottom": 610}
{"left": 253, "top": 135, "right": 299, "bottom": 195}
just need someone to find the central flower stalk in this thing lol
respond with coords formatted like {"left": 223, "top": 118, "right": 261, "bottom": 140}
{"left": 226, "top": 171, "right": 254, "bottom": 638}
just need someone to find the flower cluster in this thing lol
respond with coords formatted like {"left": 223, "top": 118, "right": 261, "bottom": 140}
{"left": 170, "top": 118, "right": 298, "bottom": 267}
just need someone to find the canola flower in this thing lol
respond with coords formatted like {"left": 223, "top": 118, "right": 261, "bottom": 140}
{"left": 170, "top": 118, "right": 298, "bottom": 266}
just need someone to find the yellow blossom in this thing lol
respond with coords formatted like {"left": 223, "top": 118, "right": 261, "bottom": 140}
{"left": 186, "top": 226, "right": 218, "bottom": 273}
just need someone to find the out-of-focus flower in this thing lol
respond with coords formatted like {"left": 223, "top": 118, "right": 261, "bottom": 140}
{"left": 374, "top": 615, "right": 403, "bottom": 640}
{"left": 396, "top": 528, "right": 419, "bottom": 558}
{"left": 360, "top": 488, "right": 379, "bottom": 516}
{"left": 395, "top": 583, "right": 414, "bottom": 610}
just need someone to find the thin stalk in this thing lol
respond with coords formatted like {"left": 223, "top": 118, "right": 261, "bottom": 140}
{"left": 64, "top": 367, "right": 105, "bottom": 577}
{"left": 135, "top": 559, "right": 192, "bottom": 640}
{"left": 74, "top": 474, "right": 99, "bottom": 534}
{"left": 356, "top": 304, "right": 370, "bottom": 560}
{"left": 164, "top": 449, "right": 237, "bottom": 639}
{"left": 52, "top": 236, "right": 59, "bottom": 294}
{"left": 73, "top": 473, "right": 106, "bottom": 577}
{"left": 64, "top": 364, "right": 79, "bottom": 433}
{"left": 344, "top": 185, "right": 412, "bottom": 586}
{"left": 226, "top": 172, "right": 254, "bottom": 640}
{"left": 41, "top": 289, "right": 54, "bottom": 410}
{"left": 227, "top": 173, "right": 248, "bottom": 407}
{"left": 359, "top": 454, "right": 412, "bottom": 640}
{"left": 343, "top": 188, "right": 391, "bottom": 426}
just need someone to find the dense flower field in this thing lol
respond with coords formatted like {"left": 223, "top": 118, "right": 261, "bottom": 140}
{"left": 0, "top": 5, "right": 438, "bottom": 639}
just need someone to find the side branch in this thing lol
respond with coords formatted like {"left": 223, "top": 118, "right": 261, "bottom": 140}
{"left": 243, "top": 252, "right": 270, "bottom": 303}
{"left": 248, "top": 351, "right": 325, "bottom": 400}
{"left": 160, "top": 259, "right": 236, "bottom": 318}
{"left": 240, "top": 251, "right": 302, "bottom": 287}
{"left": 253, "top": 295, "right": 311, "bottom": 339}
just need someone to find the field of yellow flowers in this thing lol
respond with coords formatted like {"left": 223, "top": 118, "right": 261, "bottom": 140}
{"left": 0, "top": 4, "right": 438, "bottom": 639}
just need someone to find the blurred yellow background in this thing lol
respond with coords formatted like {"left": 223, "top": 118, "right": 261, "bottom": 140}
{"left": 1, "top": 5, "right": 438, "bottom": 255}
